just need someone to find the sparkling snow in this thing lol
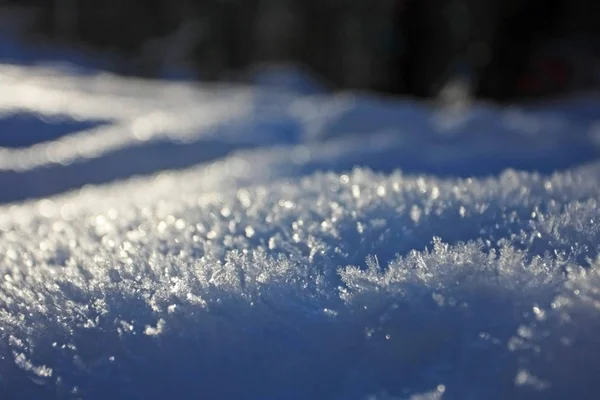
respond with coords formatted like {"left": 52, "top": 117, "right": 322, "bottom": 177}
{"left": 1, "top": 63, "right": 600, "bottom": 399}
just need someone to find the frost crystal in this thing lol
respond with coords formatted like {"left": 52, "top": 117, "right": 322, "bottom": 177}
{"left": 1, "top": 163, "right": 599, "bottom": 399}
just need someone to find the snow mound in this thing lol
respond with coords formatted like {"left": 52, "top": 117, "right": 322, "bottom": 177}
{"left": 1, "top": 61, "right": 600, "bottom": 399}
{"left": 1, "top": 158, "right": 600, "bottom": 399}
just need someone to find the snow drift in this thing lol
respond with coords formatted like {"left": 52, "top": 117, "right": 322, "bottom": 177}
{"left": 0, "top": 64, "right": 600, "bottom": 399}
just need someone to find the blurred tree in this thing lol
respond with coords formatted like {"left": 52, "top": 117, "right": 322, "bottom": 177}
{"left": 2, "top": 0, "right": 598, "bottom": 99}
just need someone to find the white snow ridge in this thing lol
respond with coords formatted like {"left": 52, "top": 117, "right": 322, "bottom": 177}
{"left": 0, "top": 65, "right": 600, "bottom": 399}
{"left": 1, "top": 164, "right": 600, "bottom": 399}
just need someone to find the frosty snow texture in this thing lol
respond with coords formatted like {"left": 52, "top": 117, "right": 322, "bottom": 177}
{"left": 0, "top": 65, "right": 600, "bottom": 399}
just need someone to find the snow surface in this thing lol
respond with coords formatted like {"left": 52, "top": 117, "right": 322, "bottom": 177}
{"left": 1, "top": 62, "right": 600, "bottom": 399}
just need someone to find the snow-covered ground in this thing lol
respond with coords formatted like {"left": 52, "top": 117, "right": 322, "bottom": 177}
{"left": 1, "top": 40, "right": 600, "bottom": 399}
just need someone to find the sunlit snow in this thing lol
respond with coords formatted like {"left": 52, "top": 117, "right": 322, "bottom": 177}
{"left": 1, "top": 63, "right": 600, "bottom": 399}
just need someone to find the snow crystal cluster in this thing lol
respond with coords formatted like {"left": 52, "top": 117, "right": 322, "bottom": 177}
{"left": 0, "top": 64, "right": 600, "bottom": 399}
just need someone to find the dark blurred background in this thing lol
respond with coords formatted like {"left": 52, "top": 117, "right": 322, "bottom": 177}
{"left": 1, "top": 0, "right": 599, "bottom": 101}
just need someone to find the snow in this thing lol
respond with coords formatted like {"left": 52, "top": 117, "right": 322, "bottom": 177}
{"left": 1, "top": 56, "right": 600, "bottom": 399}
